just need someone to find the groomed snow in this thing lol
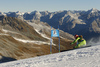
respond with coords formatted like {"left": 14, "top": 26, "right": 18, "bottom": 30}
{"left": 0, "top": 45, "right": 100, "bottom": 67}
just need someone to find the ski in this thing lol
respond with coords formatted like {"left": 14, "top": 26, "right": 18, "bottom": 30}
{"left": 61, "top": 45, "right": 91, "bottom": 52}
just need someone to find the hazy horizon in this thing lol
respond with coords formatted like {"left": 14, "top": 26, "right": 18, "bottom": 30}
{"left": 0, "top": 0, "right": 100, "bottom": 12}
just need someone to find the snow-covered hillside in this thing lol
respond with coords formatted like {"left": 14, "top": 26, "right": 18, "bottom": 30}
{"left": 0, "top": 44, "right": 100, "bottom": 67}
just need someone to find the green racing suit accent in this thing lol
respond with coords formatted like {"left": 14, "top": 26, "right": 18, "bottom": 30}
{"left": 71, "top": 37, "right": 86, "bottom": 48}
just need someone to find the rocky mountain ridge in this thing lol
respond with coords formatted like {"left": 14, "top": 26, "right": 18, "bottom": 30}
{"left": 1, "top": 8, "right": 99, "bottom": 43}
{"left": 0, "top": 15, "right": 74, "bottom": 62}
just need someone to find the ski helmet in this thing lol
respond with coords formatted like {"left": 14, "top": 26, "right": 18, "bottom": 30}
{"left": 74, "top": 34, "right": 79, "bottom": 39}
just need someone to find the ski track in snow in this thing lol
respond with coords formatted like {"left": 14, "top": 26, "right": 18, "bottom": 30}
{"left": 0, "top": 45, "right": 100, "bottom": 67}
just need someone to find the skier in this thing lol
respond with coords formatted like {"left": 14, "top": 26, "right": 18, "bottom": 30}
{"left": 70, "top": 34, "right": 86, "bottom": 48}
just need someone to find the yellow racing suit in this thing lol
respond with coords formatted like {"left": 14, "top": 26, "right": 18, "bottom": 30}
{"left": 71, "top": 37, "right": 86, "bottom": 48}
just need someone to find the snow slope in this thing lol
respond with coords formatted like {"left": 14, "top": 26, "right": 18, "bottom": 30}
{"left": 0, "top": 44, "right": 100, "bottom": 67}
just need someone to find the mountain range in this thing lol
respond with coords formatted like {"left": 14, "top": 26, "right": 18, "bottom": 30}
{"left": 0, "top": 8, "right": 100, "bottom": 62}
{"left": 0, "top": 15, "right": 74, "bottom": 62}
{"left": 1, "top": 8, "right": 100, "bottom": 43}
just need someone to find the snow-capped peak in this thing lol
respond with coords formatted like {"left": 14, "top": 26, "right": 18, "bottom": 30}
{"left": 0, "top": 12, "right": 3, "bottom": 14}
{"left": 0, "top": 12, "right": 6, "bottom": 16}
{"left": 30, "top": 10, "right": 39, "bottom": 15}
{"left": 16, "top": 11, "right": 24, "bottom": 15}
{"left": 90, "top": 8, "right": 98, "bottom": 13}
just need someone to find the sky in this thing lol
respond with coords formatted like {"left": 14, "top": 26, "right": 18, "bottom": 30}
{"left": 0, "top": 0, "right": 100, "bottom": 12}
